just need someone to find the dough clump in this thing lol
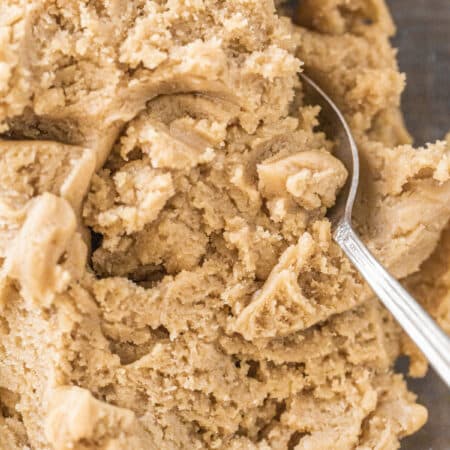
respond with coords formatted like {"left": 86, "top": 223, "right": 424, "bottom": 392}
{"left": 0, "top": 1, "right": 449, "bottom": 449}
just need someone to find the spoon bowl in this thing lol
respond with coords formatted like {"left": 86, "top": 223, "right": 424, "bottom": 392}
{"left": 300, "top": 73, "right": 359, "bottom": 228}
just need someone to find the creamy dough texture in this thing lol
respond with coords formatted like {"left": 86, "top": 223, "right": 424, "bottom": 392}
{"left": 0, "top": 1, "right": 449, "bottom": 449}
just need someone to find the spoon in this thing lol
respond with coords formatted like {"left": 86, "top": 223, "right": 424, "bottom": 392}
{"left": 300, "top": 73, "right": 450, "bottom": 388}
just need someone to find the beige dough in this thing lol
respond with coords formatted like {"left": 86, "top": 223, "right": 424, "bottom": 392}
{"left": 0, "top": 1, "right": 449, "bottom": 449}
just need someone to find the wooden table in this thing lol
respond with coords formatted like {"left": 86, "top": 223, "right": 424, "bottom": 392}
{"left": 390, "top": 0, "right": 450, "bottom": 145}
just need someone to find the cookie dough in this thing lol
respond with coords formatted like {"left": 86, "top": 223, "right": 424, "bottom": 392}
{"left": 0, "top": 1, "right": 449, "bottom": 449}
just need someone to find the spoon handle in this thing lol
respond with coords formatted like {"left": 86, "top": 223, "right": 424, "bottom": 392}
{"left": 334, "top": 220, "right": 450, "bottom": 388}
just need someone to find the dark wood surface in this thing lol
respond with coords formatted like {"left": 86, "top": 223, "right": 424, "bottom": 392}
{"left": 389, "top": 1, "right": 450, "bottom": 449}
{"left": 390, "top": 0, "right": 450, "bottom": 145}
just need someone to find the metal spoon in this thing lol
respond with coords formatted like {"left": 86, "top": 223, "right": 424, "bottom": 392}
{"left": 300, "top": 73, "right": 450, "bottom": 388}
